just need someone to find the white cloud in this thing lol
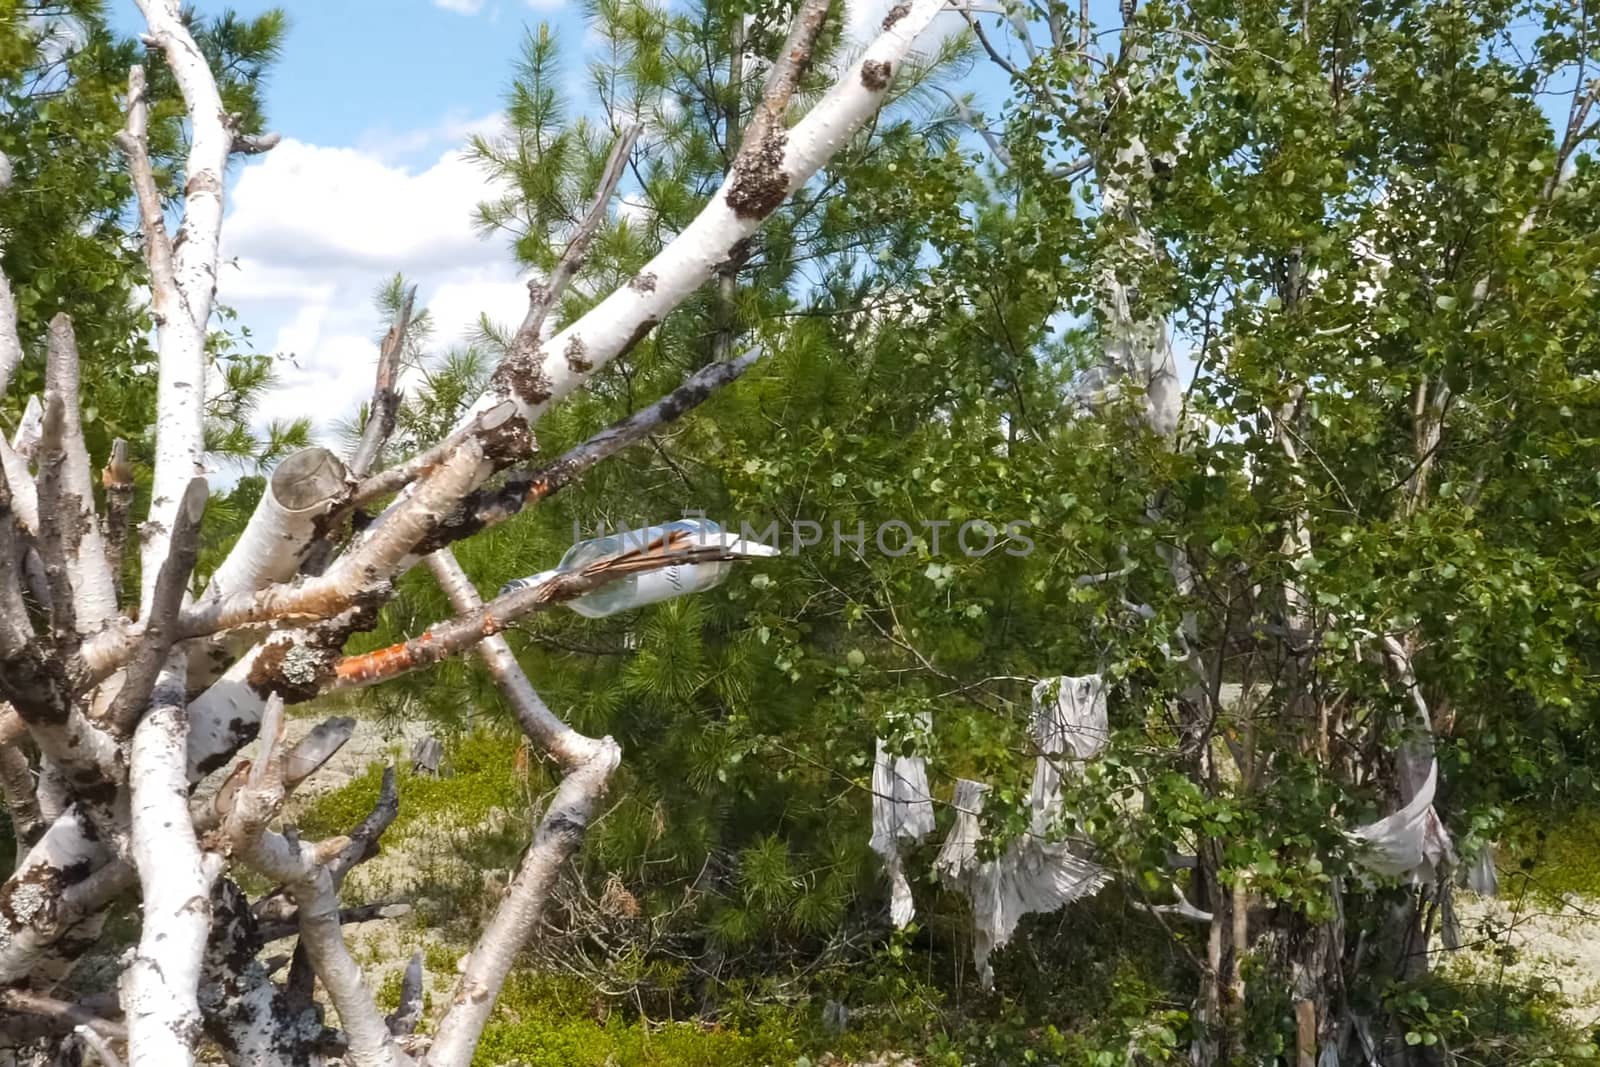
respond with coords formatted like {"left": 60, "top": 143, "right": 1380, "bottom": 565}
{"left": 434, "top": 0, "right": 485, "bottom": 14}
{"left": 355, "top": 110, "right": 504, "bottom": 163}
{"left": 220, "top": 138, "right": 530, "bottom": 442}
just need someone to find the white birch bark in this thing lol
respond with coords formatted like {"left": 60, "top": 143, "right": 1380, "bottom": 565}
{"left": 201, "top": 448, "right": 350, "bottom": 603}
{"left": 122, "top": 656, "right": 219, "bottom": 1067}
{"left": 130, "top": 0, "right": 230, "bottom": 610}
{"left": 223, "top": 696, "right": 410, "bottom": 1067}
{"left": 459, "top": 0, "right": 944, "bottom": 438}
{"left": 0, "top": 151, "right": 22, "bottom": 403}
{"left": 426, "top": 740, "right": 621, "bottom": 1067}
{"left": 44, "top": 315, "right": 119, "bottom": 627}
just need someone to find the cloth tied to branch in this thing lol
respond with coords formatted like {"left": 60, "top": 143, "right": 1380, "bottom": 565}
{"left": 869, "top": 712, "right": 935, "bottom": 928}
{"left": 1349, "top": 759, "right": 1455, "bottom": 883}
{"left": 933, "top": 675, "right": 1112, "bottom": 988}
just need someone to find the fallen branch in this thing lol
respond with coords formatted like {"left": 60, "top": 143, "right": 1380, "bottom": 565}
{"left": 0, "top": 989, "right": 125, "bottom": 1042}
{"left": 123, "top": 651, "right": 223, "bottom": 1067}
{"left": 256, "top": 901, "right": 411, "bottom": 943}
{"left": 426, "top": 739, "right": 621, "bottom": 1067}
{"left": 409, "top": 347, "right": 765, "bottom": 560}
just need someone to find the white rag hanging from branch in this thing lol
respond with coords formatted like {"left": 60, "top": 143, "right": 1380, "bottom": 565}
{"left": 933, "top": 676, "right": 1112, "bottom": 987}
{"left": 1349, "top": 760, "right": 1455, "bottom": 883}
{"left": 869, "top": 712, "right": 935, "bottom": 927}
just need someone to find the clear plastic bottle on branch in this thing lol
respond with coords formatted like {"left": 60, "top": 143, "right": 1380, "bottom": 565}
{"left": 500, "top": 517, "right": 777, "bottom": 618}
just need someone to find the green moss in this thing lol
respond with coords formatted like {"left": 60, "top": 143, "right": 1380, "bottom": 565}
{"left": 473, "top": 973, "right": 809, "bottom": 1067}
{"left": 1503, "top": 807, "right": 1600, "bottom": 901}
{"left": 294, "top": 731, "right": 536, "bottom": 843}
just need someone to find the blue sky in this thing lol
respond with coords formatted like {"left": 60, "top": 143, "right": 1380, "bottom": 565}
{"left": 114, "top": 2, "right": 578, "bottom": 156}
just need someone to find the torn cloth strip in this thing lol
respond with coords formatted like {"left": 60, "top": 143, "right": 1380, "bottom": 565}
{"left": 928, "top": 677, "right": 1114, "bottom": 986}
{"left": 1349, "top": 759, "right": 1455, "bottom": 883}
{"left": 934, "top": 778, "right": 1110, "bottom": 988}
{"left": 869, "top": 715, "right": 935, "bottom": 928}
{"left": 1029, "top": 674, "right": 1109, "bottom": 819}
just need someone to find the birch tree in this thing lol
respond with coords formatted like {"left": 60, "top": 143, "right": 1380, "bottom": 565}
{"left": 0, "top": 0, "right": 958, "bottom": 1063}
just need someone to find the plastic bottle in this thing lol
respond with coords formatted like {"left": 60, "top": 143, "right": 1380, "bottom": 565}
{"left": 500, "top": 518, "right": 768, "bottom": 618}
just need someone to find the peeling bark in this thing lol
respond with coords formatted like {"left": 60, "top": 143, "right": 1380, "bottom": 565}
{"left": 122, "top": 654, "right": 219, "bottom": 1067}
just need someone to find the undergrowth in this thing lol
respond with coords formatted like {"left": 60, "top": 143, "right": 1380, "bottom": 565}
{"left": 294, "top": 730, "right": 539, "bottom": 843}
{"left": 289, "top": 734, "right": 1600, "bottom": 1066}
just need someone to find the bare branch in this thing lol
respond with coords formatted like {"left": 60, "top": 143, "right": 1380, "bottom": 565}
{"left": 0, "top": 483, "right": 118, "bottom": 802}
{"left": 427, "top": 740, "right": 620, "bottom": 1067}
{"left": 34, "top": 394, "right": 78, "bottom": 642}
{"left": 108, "top": 477, "right": 206, "bottom": 736}
{"left": 285, "top": 716, "right": 358, "bottom": 791}
{"left": 0, "top": 808, "right": 125, "bottom": 986}
{"left": 748, "top": 0, "right": 832, "bottom": 145}
{"left": 407, "top": 348, "right": 766, "bottom": 559}
{"left": 76, "top": 1023, "right": 127, "bottom": 1067}
{"left": 328, "top": 763, "right": 399, "bottom": 886}
{"left": 331, "top": 538, "right": 765, "bottom": 693}
{"left": 0, "top": 989, "right": 125, "bottom": 1043}
{"left": 426, "top": 550, "right": 600, "bottom": 767}
{"left": 179, "top": 441, "right": 484, "bottom": 642}
{"left": 256, "top": 901, "right": 411, "bottom": 943}
{"left": 115, "top": 66, "right": 173, "bottom": 302}
{"left": 0, "top": 739, "right": 44, "bottom": 852}
{"left": 520, "top": 124, "right": 642, "bottom": 342}
{"left": 127, "top": 1, "right": 231, "bottom": 610}
{"left": 0, "top": 435, "right": 38, "bottom": 537}
{"left": 386, "top": 951, "right": 425, "bottom": 1037}
{"left": 45, "top": 314, "right": 119, "bottom": 626}
{"left": 124, "top": 652, "right": 222, "bottom": 1067}
{"left": 349, "top": 288, "right": 417, "bottom": 480}
{"left": 417, "top": 0, "right": 944, "bottom": 509}
{"left": 232, "top": 130, "right": 282, "bottom": 155}
{"left": 0, "top": 227, "right": 23, "bottom": 404}
{"left": 102, "top": 439, "right": 135, "bottom": 604}
{"left": 223, "top": 694, "right": 412, "bottom": 1067}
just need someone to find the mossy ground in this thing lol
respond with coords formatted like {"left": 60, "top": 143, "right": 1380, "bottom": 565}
{"left": 1504, "top": 806, "right": 1600, "bottom": 901}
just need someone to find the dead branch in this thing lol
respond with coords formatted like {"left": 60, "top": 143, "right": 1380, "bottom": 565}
{"left": 408, "top": 347, "right": 766, "bottom": 559}
{"left": 256, "top": 901, "right": 411, "bottom": 943}
{"left": 107, "top": 477, "right": 206, "bottom": 736}
{"left": 127, "top": 2, "right": 230, "bottom": 610}
{"left": 385, "top": 951, "right": 425, "bottom": 1037}
{"left": 426, "top": 739, "right": 621, "bottom": 1067}
{"left": 33, "top": 394, "right": 78, "bottom": 642}
{"left": 0, "top": 739, "right": 43, "bottom": 851}
{"left": 123, "top": 650, "right": 223, "bottom": 1067}
{"left": 222, "top": 694, "right": 412, "bottom": 1067}
{"left": 44, "top": 315, "right": 119, "bottom": 626}
{"left": 425, "top": 550, "right": 599, "bottom": 767}
{"left": 101, "top": 438, "right": 135, "bottom": 604}
{"left": 330, "top": 540, "right": 759, "bottom": 693}
{"left": 0, "top": 989, "right": 125, "bottom": 1043}
{"left": 350, "top": 286, "right": 418, "bottom": 480}
{"left": 520, "top": 124, "right": 642, "bottom": 341}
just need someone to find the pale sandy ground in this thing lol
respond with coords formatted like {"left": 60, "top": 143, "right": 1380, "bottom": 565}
{"left": 1449, "top": 889, "right": 1600, "bottom": 1029}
